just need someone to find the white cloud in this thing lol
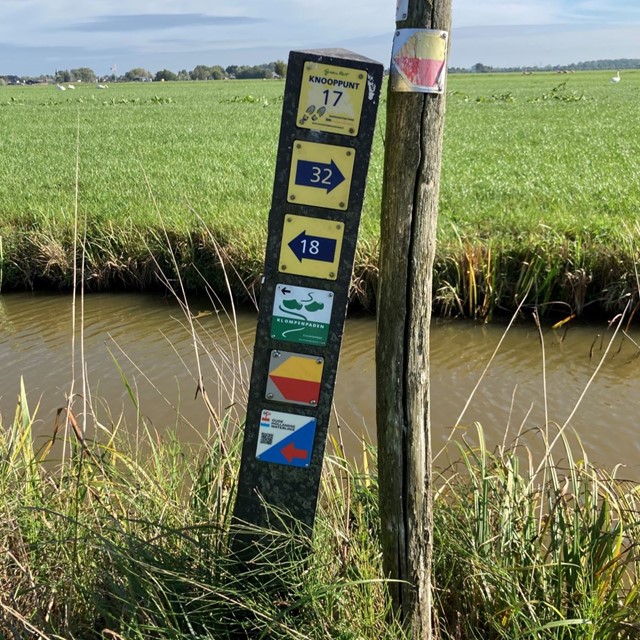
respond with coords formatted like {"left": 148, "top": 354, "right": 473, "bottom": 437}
{"left": 451, "top": 23, "right": 640, "bottom": 67}
{"left": 564, "top": 0, "right": 640, "bottom": 23}
{"left": 1, "top": 0, "right": 639, "bottom": 76}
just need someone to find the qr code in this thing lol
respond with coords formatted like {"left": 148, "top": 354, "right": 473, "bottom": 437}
{"left": 260, "top": 432, "right": 273, "bottom": 445}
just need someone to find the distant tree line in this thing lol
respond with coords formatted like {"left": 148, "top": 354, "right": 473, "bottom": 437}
{"left": 449, "top": 58, "right": 640, "bottom": 74}
{"left": 54, "top": 67, "right": 97, "bottom": 83}
{"left": 180, "top": 61, "right": 288, "bottom": 81}
{"left": 3, "top": 60, "right": 288, "bottom": 85}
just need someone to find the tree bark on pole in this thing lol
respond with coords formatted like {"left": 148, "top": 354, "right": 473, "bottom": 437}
{"left": 376, "top": 1, "right": 452, "bottom": 637}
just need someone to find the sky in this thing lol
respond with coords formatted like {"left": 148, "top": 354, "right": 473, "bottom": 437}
{"left": 1, "top": 0, "right": 639, "bottom": 77}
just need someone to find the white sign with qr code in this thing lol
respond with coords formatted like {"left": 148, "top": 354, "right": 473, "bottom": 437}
{"left": 255, "top": 409, "right": 317, "bottom": 468}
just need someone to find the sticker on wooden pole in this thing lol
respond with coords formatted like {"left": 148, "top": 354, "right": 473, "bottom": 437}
{"left": 391, "top": 29, "right": 448, "bottom": 94}
{"left": 297, "top": 61, "right": 367, "bottom": 136}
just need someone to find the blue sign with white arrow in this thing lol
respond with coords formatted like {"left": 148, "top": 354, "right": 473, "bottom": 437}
{"left": 279, "top": 214, "right": 344, "bottom": 280}
{"left": 288, "top": 231, "right": 337, "bottom": 263}
{"left": 295, "top": 159, "right": 345, "bottom": 193}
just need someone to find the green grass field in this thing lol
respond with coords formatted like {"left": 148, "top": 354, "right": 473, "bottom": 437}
{"left": 1, "top": 71, "right": 639, "bottom": 318}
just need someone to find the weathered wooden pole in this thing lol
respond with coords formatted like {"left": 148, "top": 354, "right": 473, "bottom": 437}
{"left": 376, "top": 1, "right": 452, "bottom": 637}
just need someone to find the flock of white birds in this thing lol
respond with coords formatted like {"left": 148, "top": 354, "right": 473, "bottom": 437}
{"left": 52, "top": 72, "right": 623, "bottom": 91}
{"left": 56, "top": 83, "right": 107, "bottom": 90}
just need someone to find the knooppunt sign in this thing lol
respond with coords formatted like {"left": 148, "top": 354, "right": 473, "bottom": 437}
{"left": 232, "top": 48, "right": 383, "bottom": 544}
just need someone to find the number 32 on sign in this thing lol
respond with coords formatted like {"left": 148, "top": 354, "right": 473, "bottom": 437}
{"left": 288, "top": 140, "right": 355, "bottom": 210}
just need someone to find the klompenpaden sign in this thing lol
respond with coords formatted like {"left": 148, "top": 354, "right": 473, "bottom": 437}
{"left": 271, "top": 284, "right": 334, "bottom": 347}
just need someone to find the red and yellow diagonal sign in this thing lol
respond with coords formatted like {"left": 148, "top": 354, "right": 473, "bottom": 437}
{"left": 266, "top": 351, "right": 324, "bottom": 406}
{"left": 391, "top": 29, "right": 448, "bottom": 94}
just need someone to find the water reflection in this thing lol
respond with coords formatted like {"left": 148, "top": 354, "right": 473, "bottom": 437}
{"left": 1, "top": 293, "right": 639, "bottom": 477}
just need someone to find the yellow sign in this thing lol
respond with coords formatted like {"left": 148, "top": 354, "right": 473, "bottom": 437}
{"left": 297, "top": 61, "right": 367, "bottom": 136}
{"left": 288, "top": 140, "right": 355, "bottom": 210}
{"left": 279, "top": 214, "right": 344, "bottom": 280}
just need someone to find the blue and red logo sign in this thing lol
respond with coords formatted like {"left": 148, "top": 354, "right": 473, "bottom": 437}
{"left": 256, "top": 409, "right": 317, "bottom": 468}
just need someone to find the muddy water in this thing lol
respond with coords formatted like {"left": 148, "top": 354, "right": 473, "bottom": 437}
{"left": 1, "top": 293, "right": 639, "bottom": 477}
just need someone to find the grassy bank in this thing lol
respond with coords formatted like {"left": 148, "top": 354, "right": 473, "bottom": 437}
{"left": 2, "top": 386, "right": 639, "bottom": 638}
{"left": 1, "top": 72, "right": 640, "bottom": 319}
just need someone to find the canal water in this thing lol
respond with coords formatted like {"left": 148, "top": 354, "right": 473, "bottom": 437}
{"left": 1, "top": 292, "right": 639, "bottom": 477}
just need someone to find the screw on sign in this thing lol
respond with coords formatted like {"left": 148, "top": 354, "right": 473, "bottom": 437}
{"left": 395, "top": 0, "right": 409, "bottom": 20}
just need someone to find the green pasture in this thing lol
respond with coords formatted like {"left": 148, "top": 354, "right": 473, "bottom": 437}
{"left": 1, "top": 71, "right": 639, "bottom": 318}
{"left": 0, "top": 80, "right": 284, "bottom": 244}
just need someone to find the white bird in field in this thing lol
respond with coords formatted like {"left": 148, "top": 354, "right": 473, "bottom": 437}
{"left": 96, "top": 84, "right": 107, "bottom": 89}
{"left": 56, "top": 84, "right": 66, "bottom": 91}
{"left": 67, "top": 84, "right": 75, "bottom": 90}
{"left": 611, "top": 70, "right": 621, "bottom": 83}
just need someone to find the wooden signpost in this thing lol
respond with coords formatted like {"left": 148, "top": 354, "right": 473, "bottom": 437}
{"left": 232, "top": 49, "right": 383, "bottom": 543}
{"left": 377, "top": 1, "right": 452, "bottom": 636}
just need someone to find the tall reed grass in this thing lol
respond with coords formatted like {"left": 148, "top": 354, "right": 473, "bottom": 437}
{"left": 433, "top": 423, "right": 640, "bottom": 639}
{"left": 2, "top": 379, "right": 640, "bottom": 638}
{"left": 0, "top": 383, "right": 408, "bottom": 639}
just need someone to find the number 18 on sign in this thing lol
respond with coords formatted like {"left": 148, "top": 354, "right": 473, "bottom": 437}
{"left": 280, "top": 214, "right": 343, "bottom": 280}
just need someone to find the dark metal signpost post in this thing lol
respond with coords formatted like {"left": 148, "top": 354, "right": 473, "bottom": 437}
{"left": 232, "top": 49, "right": 383, "bottom": 546}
